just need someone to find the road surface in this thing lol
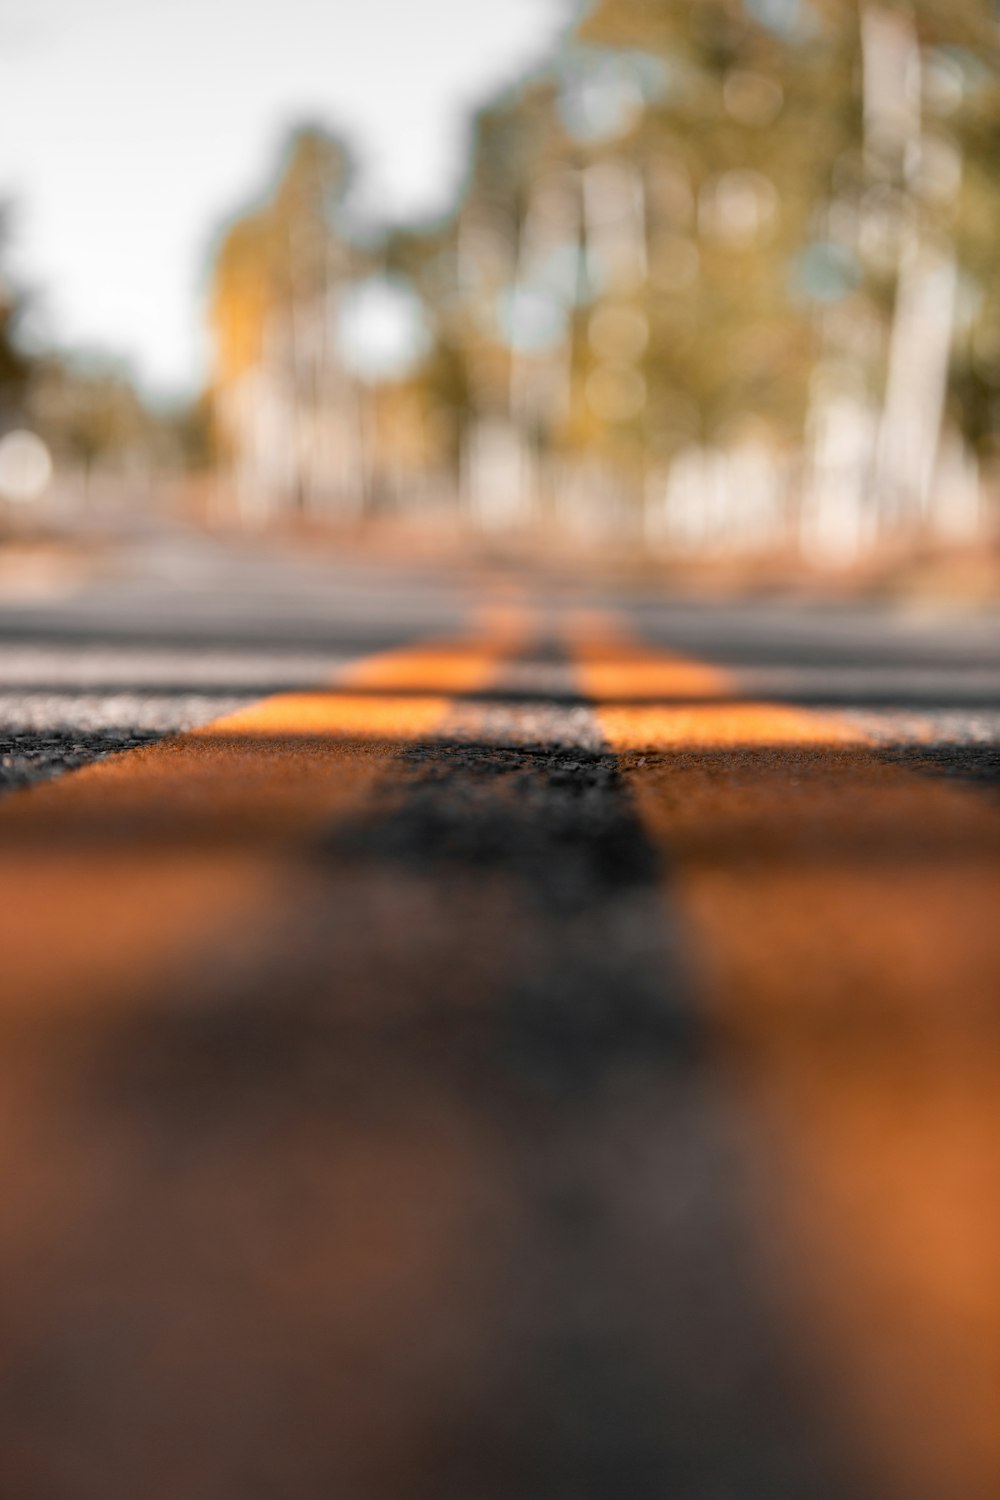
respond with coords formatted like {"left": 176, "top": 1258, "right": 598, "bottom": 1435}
{"left": 1, "top": 528, "right": 999, "bottom": 1500}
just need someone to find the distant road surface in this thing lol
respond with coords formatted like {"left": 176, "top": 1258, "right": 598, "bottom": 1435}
{"left": 1, "top": 526, "right": 998, "bottom": 1500}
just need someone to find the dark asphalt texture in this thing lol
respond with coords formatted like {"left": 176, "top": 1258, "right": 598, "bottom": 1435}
{"left": 0, "top": 729, "right": 165, "bottom": 793}
{"left": 0, "top": 529, "right": 998, "bottom": 1500}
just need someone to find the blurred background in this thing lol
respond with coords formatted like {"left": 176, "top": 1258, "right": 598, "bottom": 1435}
{"left": 3, "top": 0, "right": 1000, "bottom": 590}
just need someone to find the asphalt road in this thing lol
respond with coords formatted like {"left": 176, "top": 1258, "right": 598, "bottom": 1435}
{"left": 1, "top": 528, "right": 999, "bottom": 1500}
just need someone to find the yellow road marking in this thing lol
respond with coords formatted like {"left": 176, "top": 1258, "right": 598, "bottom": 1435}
{"left": 567, "top": 613, "right": 732, "bottom": 702}
{"left": 0, "top": 624, "right": 525, "bottom": 1015}
{"left": 572, "top": 619, "right": 1000, "bottom": 1500}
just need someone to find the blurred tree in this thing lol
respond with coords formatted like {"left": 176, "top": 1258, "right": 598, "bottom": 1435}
{"left": 206, "top": 126, "right": 367, "bottom": 518}
{"left": 28, "top": 356, "right": 174, "bottom": 481}
{"left": 209, "top": 126, "right": 356, "bottom": 391}
{"left": 0, "top": 207, "right": 33, "bottom": 429}
{"left": 201, "top": 2, "right": 1000, "bottom": 553}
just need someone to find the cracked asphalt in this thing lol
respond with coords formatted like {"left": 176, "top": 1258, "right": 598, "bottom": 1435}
{"left": 1, "top": 528, "right": 999, "bottom": 1500}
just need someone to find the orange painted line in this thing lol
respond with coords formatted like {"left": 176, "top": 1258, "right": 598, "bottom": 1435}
{"left": 571, "top": 619, "right": 1000, "bottom": 1500}
{"left": 592, "top": 699, "right": 865, "bottom": 749}
{"left": 567, "top": 610, "right": 732, "bottom": 702}
{"left": 0, "top": 623, "right": 525, "bottom": 1016}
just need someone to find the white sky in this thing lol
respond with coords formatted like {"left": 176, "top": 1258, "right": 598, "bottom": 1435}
{"left": 0, "top": 0, "right": 572, "bottom": 397}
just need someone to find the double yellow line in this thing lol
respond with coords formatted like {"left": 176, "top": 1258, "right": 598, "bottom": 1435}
{"left": 1, "top": 604, "right": 998, "bottom": 1497}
